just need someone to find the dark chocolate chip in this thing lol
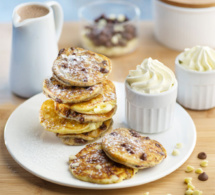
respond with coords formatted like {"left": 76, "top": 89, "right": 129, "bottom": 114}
{"left": 72, "top": 112, "right": 78, "bottom": 117}
{"left": 198, "top": 152, "right": 207, "bottom": 159}
{"left": 127, "top": 148, "right": 135, "bottom": 154}
{"left": 155, "top": 143, "right": 161, "bottom": 148}
{"left": 100, "top": 67, "right": 109, "bottom": 73}
{"left": 70, "top": 47, "right": 74, "bottom": 50}
{"left": 160, "top": 152, "right": 165, "bottom": 156}
{"left": 74, "top": 138, "right": 87, "bottom": 144}
{"left": 62, "top": 58, "right": 68, "bottom": 61}
{"left": 61, "top": 63, "right": 68, "bottom": 68}
{"left": 129, "top": 129, "right": 141, "bottom": 137}
{"left": 198, "top": 172, "right": 208, "bottom": 181}
{"left": 72, "top": 52, "right": 76, "bottom": 55}
{"left": 79, "top": 117, "right": 85, "bottom": 123}
{"left": 81, "top": 68, "right": 86, "bottom": 71}
{"left": 102, "top": 60, "right": 107, "bottom": 65}
{"left": 48, "top": 95, "right": 51, "bottom": 98}
{"left": 55, "top": 98, "right": 62, "bottom": 103}
{"left": 83, "top": 78, "right": 88, "bottom": 82}
{"left": 58, "top": 48, "right": 65, "bottom": 56}
{"left": 144, "top": 137, "right": 150, "bottom": 140}
{"left": 110, "top": 132, "right": 118, "bottom": 136}
{"left": 121, "top": 143, "right": 134, "bottom": 154}
{"left": 140, "top": 153, "right": 147, "bottom": 161}
{"left": 65, "top": 109, "right": 71, "bottom": 117}
{"left": 99, "top": 123, "right": 107, "bottom": 130}
{"left": 73, "top": 59, "right": 77, "bottom": 61}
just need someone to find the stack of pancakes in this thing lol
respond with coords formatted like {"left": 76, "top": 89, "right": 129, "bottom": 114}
{"left": 39, "top": 47, "right": 117, "bottom": 145}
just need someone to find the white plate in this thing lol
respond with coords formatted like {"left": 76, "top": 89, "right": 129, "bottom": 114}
{"left": 4, "top": 82, "right": 196, "bottom": 189}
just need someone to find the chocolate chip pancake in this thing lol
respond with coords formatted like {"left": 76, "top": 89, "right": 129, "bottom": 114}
{"left": 39, "top": 99, "right": 103, "bottom": 134}
{"left": 54, "top": 80, "right": 117, "bottom": 115}
{"left": 43, "top": 77, "right": 103, "bottom": 104}
{"left": 57, "top": 119, "right": 113, "bottom": 146}
{"left": 55, "top": 103, "right": 117, "bottom": 123}
{"left": 52, "top": 47, "right": 112, "bottom": 86}
{"left": 69, "top": 143, "right": 138, "bottom": 184}
{"left": 102, "top": 128, "right": 167, "bottom": 169}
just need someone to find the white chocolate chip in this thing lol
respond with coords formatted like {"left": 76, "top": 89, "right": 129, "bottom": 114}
{"left": 172, "top": 149, "right": 179, "bottom": 156}
{"left": 185, "top": 189, "right": 193, "bottom": 195}
{"left": 69, "top": 155, "right": 77, "bottom": 160}
{"left": 117, "top": 14, "right": 126, "bottom": 22}
{"left": 200, "top": 160, "right": 208, "bottom": 167}
{"left": 111, "top": 175, "right": 119, "bottom": 182}
{"left": 111, "top": 35, "right": 119, "bottom": 44}
{"left": 184, "top": 177, "right": 192, "bottom": 184}
{"left": 109, "top": 14, "right": 116, "bottom": 20}
{"left": 195, "top": 168, "right": 203, "bottom": 174}
{"left": 175, "top": 143, "right": 183, "bottom": 149}
{"left": 113, "top": 24, "right": 124, "bottom": 32}
{"left": 95, "top": 164, "right": 102, "bottom": 170}
{"left": 143, "top": 193, "right": 149, "bottom": 195}
{"left": 70, "top": 163, "right": 79, "bottom": 168}
{"left": 193, "top": 190, "right": 203, "bottom": 195}
{"left": 98, "top": 19, "right": 107, "bottom": 28}
{"left": 186, "top": 165, "right": 195, "bottom": 173}
{"left": 187, "top": 182, "right": 195, "bottom": 190}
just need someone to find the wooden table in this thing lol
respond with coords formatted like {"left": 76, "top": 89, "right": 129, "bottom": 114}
{"left": 0, "top": 22, "right": 214, "bottom": 194}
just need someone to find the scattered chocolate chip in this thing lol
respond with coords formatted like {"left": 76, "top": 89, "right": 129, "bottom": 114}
{"left": 198, "top": 172, "right": 208, "bottom": 181}
{"left": 65, "top": 109, "right": 71, "bottom": 117}
{"left": 70, "top": 47, "right": 74, "bottom": 50}
{"left": 74, "top": 138, "right": 87, "bottom": 144}
{"left": 72, "top": 52, "right": 76, "bottom": 55}
{"left": 73, "top": 59, "right": 77, "bottom": 61}
{"left": 155, "top": 143, "right": 161, "bottom": 148}
{"left": 55, "top": 98, "right": 63, "bottom": 103}
{"left": 144, "top": 137, "right": 150, "bottom": 140}
{"left": 61, "top": 63, "right": 68, "bottom": 68}
{"left": 160, "top": 152, "right": 165, "bottom": 156}
{"left": 198, "top": 152, "right": 207, "bottom": 159}
{"left": 99, "top": 123, "right": 107, "bottom": 130}
{"left": 140, "top": 153, "right": 147, "bottom": 161}
{"left": 102, "top": 60, "right": 107, "bottom": 65}
{"left": 110, "top": 132, "right": 118, "bottom": 136}
{"left": 100, "top": 67, "right": 109, "bottom": 73}
{"left": 62, "top": 58, "right": 68, "bottom": 61}
{"left": 129, "top": 129, "right": 141, "bottom": 137}
{"left": 48, "top": 95, "right": 51, "bottom": 98}
{"left": 83, "top": 78, "right": 88, "bottom": 82}
{"left": 121, "top": 143, "right": 134, "bottom": 154}
{"left": 81, "top": 68, "right": 86, "bottom": 71}
{"left": 127, "top": 148, "right": 135, "bottom": 154}
{"left": 58, "top": 48, "right": 65, "bottom": 56}
{"left": 79, "top": 117, "right": 85, "bottom": 123}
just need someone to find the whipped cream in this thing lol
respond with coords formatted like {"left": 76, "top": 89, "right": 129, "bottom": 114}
{"left": 178, "top": 46, "right": 215, "bottom": 71}
{"left": 126, "top": 58, "right": 176, "bottom": 94}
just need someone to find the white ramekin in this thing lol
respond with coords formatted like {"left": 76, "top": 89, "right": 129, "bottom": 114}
{"left": 175, "top": 54, "right": 215, "bottom": 110}
{"left": 153, "top": 0, "right": 215, "bottom": 51}
{"left": 125, "top": 80, "right": 178, "bottom": 134}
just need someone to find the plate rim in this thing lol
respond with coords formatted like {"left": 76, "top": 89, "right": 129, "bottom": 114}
{"left": 4, "top": 83, "right": 196, "bottom": 190}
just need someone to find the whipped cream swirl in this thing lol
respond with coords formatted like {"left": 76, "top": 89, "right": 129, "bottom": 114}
{"left": 178, "top": 46, "right": 215, "bottom": 71}
{"left": 126, "top": 58, "right": 176, "bottom": 94}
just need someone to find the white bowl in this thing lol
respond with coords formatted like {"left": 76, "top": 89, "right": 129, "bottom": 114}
{"left": 175, "top": 54, "right": 215, "bottom": 110}
{"left": 153, "top": 0, "right": 215, "bottom": 51}
{"left": 125, "top": 80, "right": 178, "bottom": 134}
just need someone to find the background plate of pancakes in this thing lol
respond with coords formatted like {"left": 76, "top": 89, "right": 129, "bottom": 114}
{"left": 4, "top": 82, "right": 196, "bottom": 189}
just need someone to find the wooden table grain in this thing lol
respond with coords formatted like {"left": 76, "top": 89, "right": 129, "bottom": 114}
{"left": 0, "top": 22, "right": 214, "bottom": 195}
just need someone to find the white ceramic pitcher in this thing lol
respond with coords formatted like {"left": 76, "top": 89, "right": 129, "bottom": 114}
{"left": 10, "top": 1, "right": 63, "bottom": 98}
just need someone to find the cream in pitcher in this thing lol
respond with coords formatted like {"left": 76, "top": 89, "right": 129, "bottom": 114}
{"left": 10, "top": 1, "right": 63, "bottom": 98}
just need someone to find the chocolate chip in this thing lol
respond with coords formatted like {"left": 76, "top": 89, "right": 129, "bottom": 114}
{"left": 144, "top": 137, "right": 150, "bottom": 140}
{"left": 155, "top": 143, "right": 161, "bottom": 148}
{"left": 79, "top": 117, "right": 85, "bottom": 123}
{"left": 74, "top": 138, "right": 87, "bottom": 144}
{"left": 140, "top": 153, "right": 147, "bottom": 161}
{"left": 127, "top": 148, "right": 135, "bottom": 154}
{"left": 65, "top": 109, "right": 71, "bottom": 117}
{"left": 58, "top": 48, "right": 65, "bottom": 56}
{"left": 72, "top": 112, "right": 78, "bottom": 117}
{"left": 129, "top": 129, "right": 141, "bottom": 137}
{"left": 83, "top": 78, "right": 88, "bottom": 82}
{"left": 62, "top": 58, "right": 68, "bottom": 61}
{"left": 100, "top": 67, "right": 109, "bottom": 73}
{"left": 83, "top": 132, "right": 89, "bottom": 136}
{"left": 102, "top": 60, "right": 107, "bottom": 65}
{"left": 110, "top": 132, "right": 118, "bottom": 136}
{"left": 81, "top": 68, "right": 86, "bottom": 71}
{"left": 121, "top": 143, "right": 134, "bottom": 154}
{"left": 55, "top": 98, "right": 62, "bottom": 103}
{"left": 198, "top": 172, "right": 208, "bottom": 181}
{"left": 61, "top": 63, "right": 68, "bottom": 68}
{"left": 70, "top": 47, "right": 74, "bottom": 50}
{"left": 48, "top": 95, "right": 51, "bottom": 98}
{"left": 160, "top": 152, "right": 165, "bottom": 156}
{"left": 72, "top": 52, "right": 76, "bottom": 55}
{"left": 73, "top": 59, "right": 77, "bottom": 61}
{"left": 198, "top": 152, "right": 207, "bottom": 159}
{"left": 99, "top": 123, "right": 107, "bottom": 130}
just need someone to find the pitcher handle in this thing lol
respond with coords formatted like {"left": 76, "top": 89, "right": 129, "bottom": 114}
{"left": 46, "top": 1, "right": 63, "bottom": 42}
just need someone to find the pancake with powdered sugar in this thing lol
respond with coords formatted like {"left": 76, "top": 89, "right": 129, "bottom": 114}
{"left": 52, "top": 47, "right": 112, "bottom": 87}
{"left": 43, "top": 77, "right": 102, "bottom": 104}
{"left": 102, "top": 128, "right": 167, "bottom": 169}
{"left": 69, "top": 142, "right": 138, "bottom": 184}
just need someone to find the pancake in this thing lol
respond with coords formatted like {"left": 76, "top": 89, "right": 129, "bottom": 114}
{"left": 57, "top": 119, "right": 113, "bottom": 145}
{"left": 102, "top": 128, "right": 167, "bottom": 169}
{"left": 55, "top": 101, "right": 117, "bottom": 123}
{"left": 52, "top": 47, "right": 112, "bottom": 86}
{"left": 55, "top": 80, "right": 116, "bottom": 115}
{"left": 39, "top": 99, "right": 103, "bottom": 134}
{"left": 69, "top": 142, "right": 138, "bottom": 184}
{"left": 43, "top": 77, "right": 103, "bottom": 104}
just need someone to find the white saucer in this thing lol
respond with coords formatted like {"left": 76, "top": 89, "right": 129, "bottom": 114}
{"left": 4, "top": 82, "right": 196, "bottom": 189}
